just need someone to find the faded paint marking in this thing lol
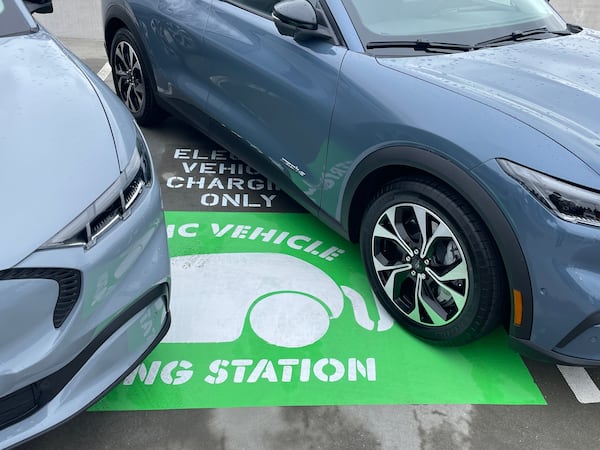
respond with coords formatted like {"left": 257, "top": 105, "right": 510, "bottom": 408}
{"left": 558, "top": 365, "right": 600, "bottom": 404}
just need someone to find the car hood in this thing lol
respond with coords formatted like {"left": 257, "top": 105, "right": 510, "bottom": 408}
{"left": 0, "top": 32, "right": 121, "bottom": 270}
{"left": 377, "top": 29, "right": 600, "bottom": 173}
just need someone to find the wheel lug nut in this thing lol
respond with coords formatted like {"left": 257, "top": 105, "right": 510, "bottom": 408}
{"left": 424, "top": 259, "right": 430, "bottom": 265}
{"left": 405, "top": 256, "right": 411, "bottom": 262}
{"left": 410, "top": 270, "right": 417, "bottom": 276}
{"left": 413, "top": 249, "right": 419, "bottom": 255}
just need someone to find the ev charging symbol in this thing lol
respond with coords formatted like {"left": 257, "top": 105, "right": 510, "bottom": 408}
{"left": 164, "top": 253, "right": 394, "bottom": 347}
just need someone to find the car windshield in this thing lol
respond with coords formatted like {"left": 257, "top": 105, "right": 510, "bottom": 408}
{"left": 0, "top": 0, "right": 35, "bottom": 38}
{"left": 339, "top": 0, "right": 568, "bottom": 54}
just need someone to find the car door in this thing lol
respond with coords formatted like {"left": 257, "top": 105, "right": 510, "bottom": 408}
{"left": 201, "top": 0, "right": 347, "bottom": 207}
{"left": 135, "top": 0, "right": 214, "bottom": 130}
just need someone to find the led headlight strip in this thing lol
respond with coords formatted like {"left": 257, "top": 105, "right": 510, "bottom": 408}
{"left": 498, "top": 159, "right": 600, "bottom": 227}
{"left": 41, "top": 128, "right": 152, "bottom": 250}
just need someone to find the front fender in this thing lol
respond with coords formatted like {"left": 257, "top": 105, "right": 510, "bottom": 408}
{"left": 340, "top": 145, "right": 533, "bottom": 340}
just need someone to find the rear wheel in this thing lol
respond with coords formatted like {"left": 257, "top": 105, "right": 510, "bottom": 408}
{"left": 110, "top": 28, "right": 164, "bottom": 125}
{"left": 360, "top": 176, "right": 506, "bottom": 345}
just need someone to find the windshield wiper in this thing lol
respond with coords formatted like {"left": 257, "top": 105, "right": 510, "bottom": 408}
{"left": 476, "top": 27, "right": 572, "bottom": 47}
{"left": 366, "top": 27, "right": 572, "bottom": 54}
{"left": 366, "top": 40, "right": 474, "bottom": 53}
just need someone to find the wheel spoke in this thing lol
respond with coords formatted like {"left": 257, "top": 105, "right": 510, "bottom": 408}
{"left": 132, "top": 60, "right": 142, "bottom": 74}
{"left": 127, "top": 47, "right": 136, "bottom": 71}
{"left": 411, "top": 205, "right": 428, "bottom": 254}
{"left": 437, "top": 259, "right": 468, "bottom": 283}
{"left": 373, "top": 256, "right": 412, "bottom": 299}
{"left": 134, "top": 83, "right": 145, "bottom": 101}
{"left": 374, "top": 209, "right": 413, "bottom": 255}
{"left": 373, "top": 258, "right": 412, "bottom": 274}
{"left": 125, "top": 84, "right": 136, "bottom": 111}
{"left": 383, "top": 276, "right": 395, "bottom": 300}
{"left": 114, "top": 67, "right": 128, "bottom": 78}
{"left": 406, "top": 277, "right": 447, "bottom": 325}
{"left": 425, "top": 267, "right": 467, "bottom": 311}
{"left": 134, "top": 92, "right": 143, "bottom": 106}
{"left": 374, "top": 223, "right": 413, "bottom": 256}
{"left": 116, "top": 77, "right": 127, "bottom": 93}
{"left": 423, "top": 221, "right": 453, "bottom": 256}
{"left": 384, "top": 270, "right": 411, "bottom": 300}
{"left": 406, "top": 277, "right": 423, "bottom": 323}
{"left": 115, "top": 45, "right": 126, "bottom": 68}
{"left": 416, "top": 279, "right": 448, "bottom": 326}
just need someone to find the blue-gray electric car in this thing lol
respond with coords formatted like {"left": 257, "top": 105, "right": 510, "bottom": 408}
{"left": 103, "top": 0, "right": 600, "bottom": 365}
{"left": 0, "top": 1, "right": 171, "bottom": 447}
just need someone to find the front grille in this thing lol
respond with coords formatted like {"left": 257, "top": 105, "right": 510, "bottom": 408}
{"left": 0, "top": 384, "right": 39, "bottom": 431}
{"left": 0, "top": 268, "right": 82, "bottom": 328}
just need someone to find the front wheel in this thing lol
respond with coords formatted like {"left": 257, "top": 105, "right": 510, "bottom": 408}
{"left": 360, "top": 176, "right": 506, "bottom": 346}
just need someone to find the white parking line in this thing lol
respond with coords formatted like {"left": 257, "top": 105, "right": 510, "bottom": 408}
{"left": 557, "top": 365, "right": 600, "bottom": 404}
{"left": 97, "top": 62, "right": 112, "bottom": 81}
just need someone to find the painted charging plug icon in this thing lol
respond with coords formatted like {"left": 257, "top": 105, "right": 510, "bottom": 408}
{"left": 164, "top": 253, "right": 394, "bottom": 348}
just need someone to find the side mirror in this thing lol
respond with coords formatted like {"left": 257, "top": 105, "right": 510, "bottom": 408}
{"left": 273, "top": 0, "right": 331, "bottom": 41}
{"left": 23, "top": 0, "right": 53, "bottom": 14}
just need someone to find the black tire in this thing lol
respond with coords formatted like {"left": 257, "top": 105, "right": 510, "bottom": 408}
{"left": 109, "top": 28, "right": 164, "bottom": 125}
{"left": 360, "top": 176, "right": 506, "bottom": 346}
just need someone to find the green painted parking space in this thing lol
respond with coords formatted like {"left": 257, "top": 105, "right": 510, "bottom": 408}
{"left": 92, "top": 211, "right": 545, "bottom": 411}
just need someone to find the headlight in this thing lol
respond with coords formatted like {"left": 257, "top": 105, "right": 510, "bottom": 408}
{"left": 41, "top": 127, "right": 153, "bottom": 250}
{"left": 498, "top": 159, "right": 600, "bottom": 227}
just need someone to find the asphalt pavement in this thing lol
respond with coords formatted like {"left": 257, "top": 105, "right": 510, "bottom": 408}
{"left": 19, "top": 2, "right": 600, "bottom": 450}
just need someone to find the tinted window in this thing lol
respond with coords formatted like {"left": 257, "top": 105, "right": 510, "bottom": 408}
{"left": 232, "top": 0, "right": 279, "bottom": 16}
{"left": 341, "top": 0, "right": 566, "bottom": 48}
{"left": 0, "top": 0, "right": 34, "bottom": 37}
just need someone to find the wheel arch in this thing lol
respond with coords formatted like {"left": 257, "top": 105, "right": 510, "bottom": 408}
{"left": 342, "top": 145, "right": 533, "bottom": 340}
{"left": 103, "top": 6, "right": 159, "bottom": 87}
{"left": 103, "top": 6, "right": 137, "bottom": 55}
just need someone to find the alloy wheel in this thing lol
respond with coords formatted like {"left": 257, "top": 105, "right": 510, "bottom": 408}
{"left": 371, "top": 203, "right": 469, "bottom": 327}
{"left": 113, "top": 41, "right": 146, "bottom": 114}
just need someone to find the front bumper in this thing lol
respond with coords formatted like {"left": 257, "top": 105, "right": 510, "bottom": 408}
{"left": 511, "top": 336, "right": 600, "bottom": 367}
{"left": 0, "top": 165, "right": 171, "bottom": 447}
{"left": 0, "top": 286, "right": 170, "bottom": 449}
{"left": 474, "top": 160, "right": 600, "bottom": 366}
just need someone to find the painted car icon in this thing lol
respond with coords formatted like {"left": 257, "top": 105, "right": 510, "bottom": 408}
{"left": 166, "top": 253, "right": 393, "bottom": 348}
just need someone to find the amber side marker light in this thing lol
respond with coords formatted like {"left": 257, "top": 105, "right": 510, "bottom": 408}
{"left": 513, "top": 289, "right": 523, "bottom": 326}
